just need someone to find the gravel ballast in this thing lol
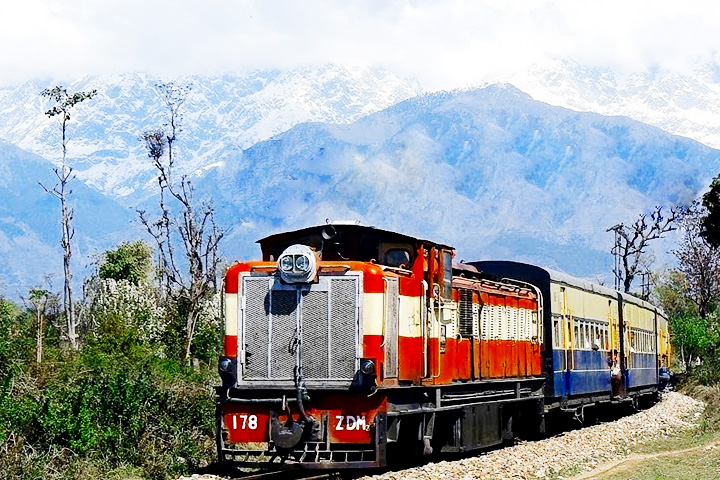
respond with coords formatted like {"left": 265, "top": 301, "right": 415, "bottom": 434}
{"left": 360, "top": 392, "right": 705, "bottom": 480}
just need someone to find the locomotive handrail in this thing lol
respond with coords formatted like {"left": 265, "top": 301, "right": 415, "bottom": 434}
{"left": 222, "top": 397, "right": 292, "bottom": 403}
{"left": 432, "top": 283, "right": 442, "bottom": 379}
{"left": 422, "top": 280, "right": 428, "bottom": 378}
{"left": 380, "top": 277, "right": 388, "bottom": 348}
{"left": 380, "top": 265, "right": 413, "bottom": 276}
{"left": 318, "top": 264, "right": 351, "bottom": 273}
{"left": 250, "top": 265, "right": 278, "bottom": 273}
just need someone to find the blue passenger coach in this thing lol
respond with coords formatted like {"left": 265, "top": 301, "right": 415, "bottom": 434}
{"left": 469, "top": 261, "right": 670, "bottom": 413}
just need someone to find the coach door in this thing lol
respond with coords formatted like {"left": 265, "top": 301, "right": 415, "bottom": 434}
{"left": 560, "top": 287, "right": 574, "bottom": 371}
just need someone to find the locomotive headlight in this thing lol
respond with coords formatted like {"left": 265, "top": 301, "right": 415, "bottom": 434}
{"left": 280, "top": 255, "right": 295, "bottom": 272}
{"left": 360, "top": 359, "right": 376, "bottom": 376}
{"left": 218, "top": 356, "right": 237, "bottom": 392}
{"left": 351, "top": 358, "right": 378, "bottom": 393}
{"left": 219, "top": 357, "right": 233, "bottom": 372}
{"left": 295, "top": 255, "right": 310, "bottom": 272}
{"left": 277, "top": 244, "right": 318, "bottom": 284}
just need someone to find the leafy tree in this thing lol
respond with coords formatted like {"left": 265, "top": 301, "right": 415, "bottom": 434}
{"left": 675, "top": 204, "right": 720, "bottom": 318}
{"left": 25, "top": 288, "right": 59, "bottom": 363}
{"left": 138, "top": 83, "right": 224, "bottom": 360}
{"left": 669, "top": 313, "right": 718, "bottom": 369}
{"left": 98, "top": 241, "right": 154, "bottom": 286}
{"left": 607, "top": 206, "right": 677, "bottom": 293}
{"left": 654, "top": 270, "right": 697, "bottom": 319}
{"left": 39, "top": 86, "right": 97, "bottom": 350}
{"left": 82, "top": 242, "right": 166, "bottom": 349}
{"left": 701, "top": 174, "right": 720, "bottom": 248}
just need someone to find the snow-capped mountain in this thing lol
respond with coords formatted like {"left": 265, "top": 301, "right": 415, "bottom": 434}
{"left": 197, "top": 84, "right": 720, "bottom": 280}
{"left": 0, "top": 140, "right": 137, "bottom": 294}
{"left": 0, "top": 65, "right": 422, "bottom": 201}
{"left": 508, "top": 59, "right": 720, "bottom": 150}
{"left": 2, "top": 64, "right": 720, "bottom": 298}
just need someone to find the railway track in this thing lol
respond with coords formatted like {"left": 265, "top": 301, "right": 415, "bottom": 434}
{"left": 234, "top": 472, "right": 343, "bottom": 480}
{"left": 199, "top": 467, "right": 348, "bottom": 480}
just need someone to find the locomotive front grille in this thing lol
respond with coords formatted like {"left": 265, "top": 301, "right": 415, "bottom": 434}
{"left": 240, "top": 274, "right": 360, "bottom": 384}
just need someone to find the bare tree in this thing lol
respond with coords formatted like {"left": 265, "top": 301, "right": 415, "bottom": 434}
{"left": 39, "top": 86, "right": 97, "bottom": 349}
{"left": 24, "top": 288, "right": 59, "bottom": 363}
{"left": 675, "top": 203, "right": 720, "bottom": 319}
{"left": 607, "top": 206, "right": 677, "bottom": 293}
{"left": 138, "top": 82, "right": 224, "bottom": 360}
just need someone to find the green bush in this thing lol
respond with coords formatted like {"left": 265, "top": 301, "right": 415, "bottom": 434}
{"left": 0, "top": 246, "right": 224, "bottom": 479}
{"left": 99, "top": 241, "right": 154, "bottom": 285}
{"left": 0, "top": 343, "right": 217, "bottom": 480}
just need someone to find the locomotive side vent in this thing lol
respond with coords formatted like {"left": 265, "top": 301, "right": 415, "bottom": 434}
{"left": 241, "top": 274, "right": 360, "bottom": 384}
{"left": 459, "top": 288, "right": 474, "bottom": 337}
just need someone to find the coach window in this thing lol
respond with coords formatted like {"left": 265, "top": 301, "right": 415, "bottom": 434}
{"left": 578, "top": 323, "right": 584, "bottom": 349}
{"left": 603, "top": 326, "right": 609, "bottom": 350}
{"left": 591, "top": 324, "right": 599, "bottom": 350}
{"left": 578, "top": 322, "right": 584, "bottom": 349}
{"left": 574, "top": 323, "right": 579, "bottom": 349}
{"left": 642, "top": 332, "right": 646, "bottom": 352}
{"left": 553, "top": 316, "right": 562, "bottom": 348}
{"left": 643, "top": 332, "right": 648, "bottom": 353}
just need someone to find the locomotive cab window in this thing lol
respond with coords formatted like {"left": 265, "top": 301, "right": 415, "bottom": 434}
{"left": 380, "top": 244, "right": 413, "bottom": 269}
{"left": 442, "top": 250, "right": 453, "bottom": 299}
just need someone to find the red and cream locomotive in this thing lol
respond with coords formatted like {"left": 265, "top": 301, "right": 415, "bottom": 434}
{"left": 216, "top": 223, "right": 670, "bottom": 469}
{"left": 217, "top": 223, "right": 547, "bottom": 468}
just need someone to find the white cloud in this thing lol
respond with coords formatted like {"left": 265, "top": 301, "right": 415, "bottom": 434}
{"left": 1, "top": 0, "right": 720, "bottom": 88}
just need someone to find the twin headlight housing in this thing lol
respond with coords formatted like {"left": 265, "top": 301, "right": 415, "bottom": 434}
{"left": 277, "top": 244, "right": 318, "bottom": 283}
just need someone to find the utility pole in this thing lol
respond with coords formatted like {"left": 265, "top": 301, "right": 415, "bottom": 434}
{"left": 640, "top": 271, "right": 651, "bottom": 300}
{"left": 608, "top": 224, "right": 623, "bottom": 291}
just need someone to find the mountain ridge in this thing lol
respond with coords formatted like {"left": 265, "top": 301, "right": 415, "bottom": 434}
{"left": 201, "top": 84, "right": 719, "bottom": 279}
{"left": 0, "top": 65, "right": 423, "bottom": 202}
{"left": 1, "top": 65, "right": 719, "bottom": 297}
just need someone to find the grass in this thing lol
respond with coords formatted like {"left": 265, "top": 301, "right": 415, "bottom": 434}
{"left": 594, "top": 440, "right": 720, "bottom": 480}
{"left": 555, "top": 386, "right": 720, "bottom": 480}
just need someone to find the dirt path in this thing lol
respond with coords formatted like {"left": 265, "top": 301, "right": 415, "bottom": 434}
{"left": 570, "top": 439, "right": 720, "bottom": 480}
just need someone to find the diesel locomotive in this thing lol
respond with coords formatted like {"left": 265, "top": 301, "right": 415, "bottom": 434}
{"left": 215, "top": 223, "right": 671, "bottom": 469}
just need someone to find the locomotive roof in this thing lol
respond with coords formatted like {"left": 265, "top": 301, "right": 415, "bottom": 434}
{"left": 257, "top": 223, "right": 454, "bottom": 250}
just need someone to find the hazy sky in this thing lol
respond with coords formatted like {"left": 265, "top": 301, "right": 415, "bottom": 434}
{"left": 2, "top": 0, "right": 719, "bottom": 89}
